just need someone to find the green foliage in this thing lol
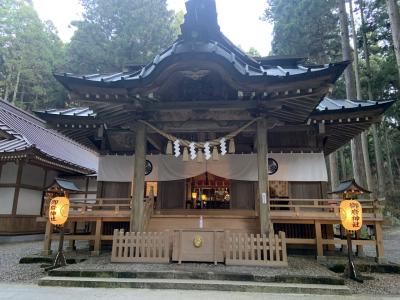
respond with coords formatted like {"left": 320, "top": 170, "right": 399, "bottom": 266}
{"left": 0, "top": 0, "right": 66, "bottom": 109}
{"left": 264, "top": 0, "right": 341, "bottom": 64}
{"left": 247, "top": 47, "right": 261, "bottom": 58}
{"left": 66, "top": 0, "right": 178, "bottom": 73}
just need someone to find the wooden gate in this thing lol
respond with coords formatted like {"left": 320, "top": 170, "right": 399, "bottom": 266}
{"left": 111, "top": 229, "right": 170, "bottom": 263}
{"left": 225, "top": 231, "right": 288, "bottom": 266}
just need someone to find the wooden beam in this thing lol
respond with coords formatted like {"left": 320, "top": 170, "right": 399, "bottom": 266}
{"left": 130, "top": 122, "right": 147, "bottom": 232}
{"left": 256, "top": 118, "right": 270, "bottom": 235}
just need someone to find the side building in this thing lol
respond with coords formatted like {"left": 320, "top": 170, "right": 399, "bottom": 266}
{"left": 0, "top": 100, "right": 98, "bottom": 235}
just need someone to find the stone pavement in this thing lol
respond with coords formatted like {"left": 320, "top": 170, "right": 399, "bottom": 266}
{"left": 0, "top": 283, "right": 397, "bottom": 300}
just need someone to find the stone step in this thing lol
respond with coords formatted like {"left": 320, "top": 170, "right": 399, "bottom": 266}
{"left": 38, "top": 276, "right": 351, "bottom": 295}
{"left": 48, "top": 269, "right": 345, "bottom": 286}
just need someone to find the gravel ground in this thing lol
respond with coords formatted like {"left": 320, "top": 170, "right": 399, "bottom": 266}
{"left": 0, "top": 226, "right": 399, "bottom": 296}
{"left": 0, "top": 241, "right": 46, "bottom": 284}
{"left": 364, "top": 226, "right": 400, "bottom": 264}
{"left": 345, "top": 274, "right": 400, "bottom": 296}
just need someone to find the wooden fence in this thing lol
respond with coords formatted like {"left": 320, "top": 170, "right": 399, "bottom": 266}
{"left": 111, "top": 229, "right": 170, "bottom": 263}
{"left": 225, "top": 231, "right": 288, "bottom": 266}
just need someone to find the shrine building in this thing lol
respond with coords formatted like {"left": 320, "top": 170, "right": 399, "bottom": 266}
{"left": 35, "top": 0, "right": 393, "bottom": 265}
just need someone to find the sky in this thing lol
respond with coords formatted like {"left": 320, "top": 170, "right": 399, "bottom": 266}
{"left": 32, "top": 0, "right": 273, "bottom": 56}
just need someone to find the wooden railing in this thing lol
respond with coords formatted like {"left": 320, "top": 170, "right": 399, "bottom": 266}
{"left": 269, "top": 198, "right": 382, "bottom": 220}
{"left": 225, "top": 231, "right": 288, "bottom": 266}
{"left": 42, "top": 197, "right": 157, "bottom": 218}
{"left": 111, "top": 229, "right": 170, "bottom": 263}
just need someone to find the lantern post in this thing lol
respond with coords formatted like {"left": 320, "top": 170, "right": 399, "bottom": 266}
{"left": 341, "top": 198, "right": 363, "bottom": 282}
{"left": 330, "top": 179, "right": 370, "bottom": 283}
{"left": 48, "top": 196, "right": 70, "bottom": 269}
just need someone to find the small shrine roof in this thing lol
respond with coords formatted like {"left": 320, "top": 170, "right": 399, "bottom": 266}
{"left": 0, "top": 100, "right": 98, "bottom": 174}
{"left": 329, "top": 179, "right": 371, "bottom": 194}
{"left": 314, "top": 98, "right": 394, "bottom": 114}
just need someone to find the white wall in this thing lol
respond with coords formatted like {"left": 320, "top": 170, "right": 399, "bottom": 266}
{"left": 0, "top": 163, "right": 18, "bottom": 184}
{"left": 16, "top": 189, "right": 43, "bottom": 215}
{"left": 0, "top": 188, "right": 15, "bottom": 214}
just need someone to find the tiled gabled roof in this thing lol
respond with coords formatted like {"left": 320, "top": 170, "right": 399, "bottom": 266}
{"left": 0, "top": 100, "right": 98, "bottom": 174}
{"left": 315, "top": 98, "right": 394, "bottom": 113}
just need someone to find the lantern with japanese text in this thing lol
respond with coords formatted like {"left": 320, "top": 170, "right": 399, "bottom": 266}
{"left": 48, "top": 197, "right": 70, "bottom": 226}
{"left": 340, "top": 200, "right": 362, "bottom": 231}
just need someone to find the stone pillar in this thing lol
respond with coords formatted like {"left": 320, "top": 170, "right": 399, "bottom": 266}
{"left": 257, "top": 118, "right": 270, "bottom": 235}
{"left": 130, "top": 122, "right": 147, "bottom": 232}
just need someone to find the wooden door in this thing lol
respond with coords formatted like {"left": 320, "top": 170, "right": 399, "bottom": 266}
{"left": 158, "top": 180, "right": 186, "bottom": 209}
{"left": 230, "top": 180, "right": 255, "bottom": 210}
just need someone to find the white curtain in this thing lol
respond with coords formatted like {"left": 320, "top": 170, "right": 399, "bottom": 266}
{"left": 97, "top": 153, "right": 328, "bottom": 182}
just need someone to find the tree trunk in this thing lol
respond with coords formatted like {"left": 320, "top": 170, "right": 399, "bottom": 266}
{"left": 11, "top": 67, "right": 21, "bottom": 105}
{"left": 359, "top": 0, "right": 386, "bottom": 197}
{"left": 372, "top": 124, "right": 385, "bottom": 197}
{"left": 383, "top": 123, "right": 395, "bottom": 194}
{"left": 339, "top": 0, "right": 357, "bottom": 100}
{"left": 339, "top": 0, "right": 365, "bottom": 186}
{"left": 339, "top": 148, "right": 347, "bottom": 180}
{"left": 349, "top": 0, "right": 362, "bottom": 100}
{"left": 329, "top": 153, "right": 339, "bottom": 191}
{"left": 386, "top": 0, "right": 400, "bottom": 82}
{"left": 3, "top": 74, "right": 11, "bottom": 102}
{"left": 361, "top": 132, "right": 374, "bottom": 197}
{"left": 349, "top": 0, "right": 372, "bottom": 193}
{"left": 359, "top": 0, "right": 374, "bottom": 100}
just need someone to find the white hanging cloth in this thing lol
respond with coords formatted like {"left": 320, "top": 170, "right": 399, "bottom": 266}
{"left": 97, "top": 153, "right": 328, "bottom": 182}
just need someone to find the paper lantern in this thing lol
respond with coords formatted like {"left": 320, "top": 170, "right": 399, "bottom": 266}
{"left": 49, "top": 197, "right": 70, "bottom": 225}
{"left": 201, "top": 194, "right": 207, "bottom": 201}
{"left": 191, "top": 192, "right": 198, "bottom": 200}
{"left": 340, "top": 200, "right": 362, "bottom": 231}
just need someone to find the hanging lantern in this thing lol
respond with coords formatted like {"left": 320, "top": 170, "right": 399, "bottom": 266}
{"left": 340, "top": 200, "right": 362, "bottom": 231}
{"left": 182, "top": 147, "right": 189, "bottom": 161}
{"left": 197, "top": 148, "right": 204, "bottom": 163}
{"left": 191, "top": 192, "right": 198, "bottom": 200}
{"left": 212, "top": 146, "right": 219, "bottom": 161}
{"left": 166, "top": 140, "right": 173, "bottom": 155}
{"left": 228, "top": 139, "right": 235, "bottom": 154}
{"left": 49, "top": 196, "right": 70, "bottom": 226}
{"left": 201, "top": 194, "right": 207, "bottom": 201}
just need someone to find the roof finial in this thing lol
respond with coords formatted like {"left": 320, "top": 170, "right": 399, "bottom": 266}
{"left": 180, "top": 0, "right": 220, "bottom": 40}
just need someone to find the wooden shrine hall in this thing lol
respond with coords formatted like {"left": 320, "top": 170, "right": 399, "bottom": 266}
{"left": 36, "top": 0, "right": 394, "bottom": 265}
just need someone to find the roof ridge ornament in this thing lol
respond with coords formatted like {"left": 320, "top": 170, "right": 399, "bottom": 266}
{"left": 180, "top": 0, "right": 220, "bottom": 41}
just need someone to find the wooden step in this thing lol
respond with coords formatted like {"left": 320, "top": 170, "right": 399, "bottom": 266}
{"left": 38, "top": 276, "right": 350, "bottom": 295}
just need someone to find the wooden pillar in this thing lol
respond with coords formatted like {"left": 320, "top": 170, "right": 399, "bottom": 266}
{"left": 42, "top": 220, "right": 53, "bottom": 255}
{"left": 11, "top": 161, "right": 24, "bottom": 215}
{"left": 355, "top": 230, "right": 364, "bottom": 257}
{"left": 328, "top": 152, "right": 339, "bottom": 191}
{"left": 130, "top": 122, "right": 147, "bottom": 232}
{"left": 375, "top": 221, "right": 386, "bottom": 263}
{"left": 92, "top": 219, "right": 102, "bottom": 256}
{"left": 315, "top": 221, "right": 325, "bottom": 261}
{"left": 256, "top": 118, "right": 270, "bottom": 235}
